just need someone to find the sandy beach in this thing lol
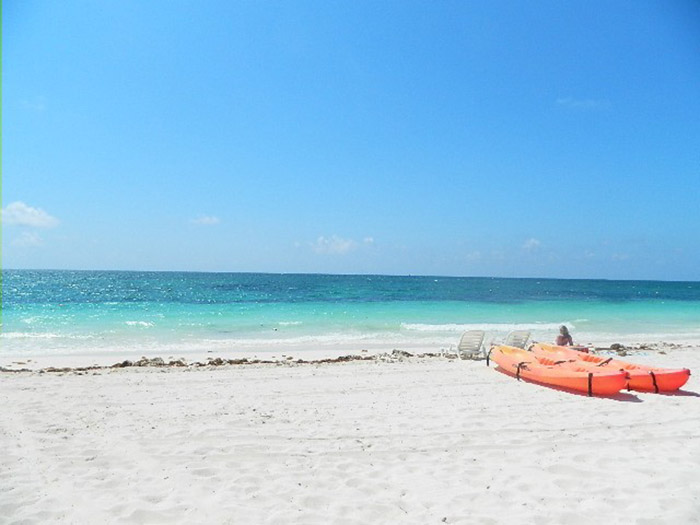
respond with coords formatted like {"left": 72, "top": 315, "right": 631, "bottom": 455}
{"left": 1, "top": 346, "right": 698, "bottom": 524}
{"left": 6, "top": 0, "right": 700, "bottom": 522}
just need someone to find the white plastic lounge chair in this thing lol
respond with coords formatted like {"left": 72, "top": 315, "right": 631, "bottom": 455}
{"left": 504, "top": 330, "right": 531, "bottom": 349}
{"left": 456, "top": 330, "right": 486, "bottom": 359}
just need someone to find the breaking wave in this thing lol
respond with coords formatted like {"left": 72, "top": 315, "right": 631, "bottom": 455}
{"left": 401, "top": 322, "right": 574, "bottom": 332}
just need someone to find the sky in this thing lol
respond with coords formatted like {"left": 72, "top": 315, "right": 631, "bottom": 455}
{"left": 3, "top": 0, "right": 700, "bottom": 279}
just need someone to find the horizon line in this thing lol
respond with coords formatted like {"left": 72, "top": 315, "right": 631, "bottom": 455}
{"left": 2, "top": 267, "right": 699, "bottom": 284}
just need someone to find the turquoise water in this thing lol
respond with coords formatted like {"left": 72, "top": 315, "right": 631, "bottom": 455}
{"left": 2, "top": 270, "right": 700, "bottom": 358}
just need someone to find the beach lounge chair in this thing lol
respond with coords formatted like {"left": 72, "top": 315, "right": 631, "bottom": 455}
{"left": 504, "top": 330, "right": 531, "bottom": 349}
{"left": 456, "top": 330, "right": 486, "bottom": 359}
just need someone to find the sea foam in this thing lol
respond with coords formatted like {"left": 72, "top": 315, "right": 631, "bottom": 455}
{"left": 401, "top": 322, "right": 574, "bottom": 332}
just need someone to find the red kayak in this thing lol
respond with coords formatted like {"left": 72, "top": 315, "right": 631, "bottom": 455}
{"left": 532, "top": 343, "right": 691, "bottom": 392}
{"left": 489, "top": 345, "right": 629, "bottom": 396}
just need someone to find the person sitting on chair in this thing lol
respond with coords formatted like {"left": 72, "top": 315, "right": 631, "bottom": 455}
{"left": 555, "top": 325, "right": 574, "bottom": 346}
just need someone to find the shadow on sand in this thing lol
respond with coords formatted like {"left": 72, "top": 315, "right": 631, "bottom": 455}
{"left": 645, "top": 389, "right": 700, "bottom": 398}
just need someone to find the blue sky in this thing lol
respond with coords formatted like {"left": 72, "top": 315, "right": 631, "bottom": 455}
{"left": 3, "top": 1, "right": 700, "bottom": 279}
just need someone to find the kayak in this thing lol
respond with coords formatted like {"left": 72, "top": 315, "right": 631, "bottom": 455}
{"left": 531, "top": 343, "right": 691, "bottom": 393}
{"left": 488, "top": 345, "right": 629, "bottom": 396}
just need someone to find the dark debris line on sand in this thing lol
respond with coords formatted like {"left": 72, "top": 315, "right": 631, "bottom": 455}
{"left": 0, "top": 343, "right": 690, "bottom": 375}
{"left": 0, "top": 349, "right": 442, "bottom": 375}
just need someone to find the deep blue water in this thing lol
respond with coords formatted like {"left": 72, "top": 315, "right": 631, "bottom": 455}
{"left": 5, "top": 270, "right": 700, "bottom": 304}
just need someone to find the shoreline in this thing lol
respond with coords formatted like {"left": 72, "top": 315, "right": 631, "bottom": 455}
{"left": 1, "top": 340, "right": 695, "bottom": 373}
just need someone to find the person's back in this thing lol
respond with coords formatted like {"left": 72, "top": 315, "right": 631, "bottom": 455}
{"left": 556, "top": 325, "right": 573, "bottom": 346}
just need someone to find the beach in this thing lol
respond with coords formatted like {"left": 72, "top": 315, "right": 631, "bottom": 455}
{"left": 2, "top": 345, "right": 698, "bottom": 524}
{"left": 6, "top": 1, "right": 700, "bottom": 522}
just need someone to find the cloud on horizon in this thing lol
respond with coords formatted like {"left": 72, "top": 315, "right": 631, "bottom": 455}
{"left": 1, "top": 201, "right": 59, "bottom": 228}
{"left": 191, "top": 215, "right": 221, "bottom": 225}
{"left": 311, "top": 235, "right": 357, "bottom": 255}
{"left": 310, "top": 235, "right": 375, "bottom": 255}
{"left": 12, "top": 231, "right": 44, "bottom": 247}
{"left": 522, "top": 238, "right": 542, "bottom": 251}
{"left": 20, "top": 96, "right": 48, "bottom": 112}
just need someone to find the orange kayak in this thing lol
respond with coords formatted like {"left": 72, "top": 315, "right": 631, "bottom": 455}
{"left": 488, "top": 345, "right": 628, "bottom": 396}
{"left": 532, "top": 343, "right": 691, "bottom": 392}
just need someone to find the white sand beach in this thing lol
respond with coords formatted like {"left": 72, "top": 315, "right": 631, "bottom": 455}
{"left": 1, "top": 347, "right": 699, "bottom": 524}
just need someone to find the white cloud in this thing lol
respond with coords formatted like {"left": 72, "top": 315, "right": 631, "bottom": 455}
{"left": 311, "top": 235, "right": 359, "bottom": 255}
{"left": 21, "top": 96, "right": 47, "bottom": 112}
{"left": 522, "top": 238, "right": 542, "bottom": 251}
{"left": 491, "top": 250, "right": 506, "bottom": 261}
{"left": 12, "top": 231, "right": 44, "bottom": 247}
{"left": 191, "top": 215, "right": 221, "bottom": 225}
{"left": 1, "top": 201, "right": 59, "bottom": 228}
{"left": 556, "top": 97, "right": 610, "bottom": 110}
{"left": 363, "top": 237, "right": 375, "bottom": 245}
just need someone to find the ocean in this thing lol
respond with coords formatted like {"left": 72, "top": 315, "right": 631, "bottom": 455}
{"left": 2, "top": 270, "right": 700, "bottom": 360}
